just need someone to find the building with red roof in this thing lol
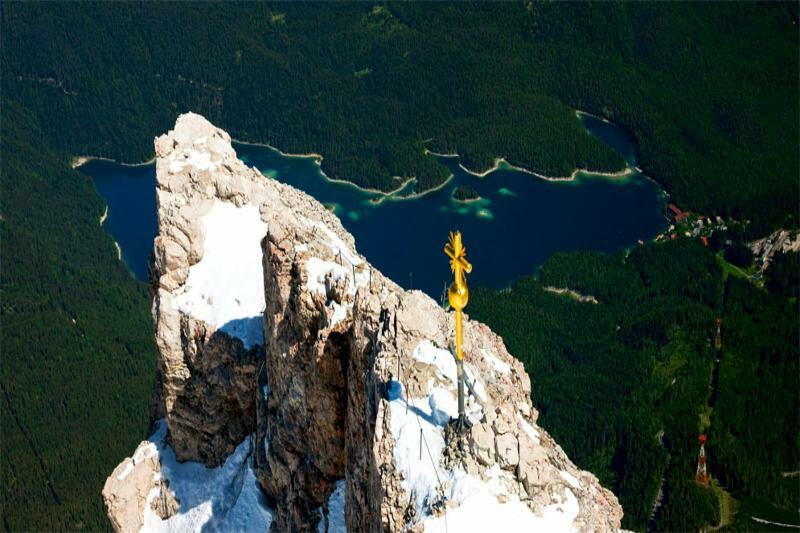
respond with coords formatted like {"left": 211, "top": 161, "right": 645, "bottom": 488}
{"left": 667, "top": 203, "right": 689, "bottom": 223}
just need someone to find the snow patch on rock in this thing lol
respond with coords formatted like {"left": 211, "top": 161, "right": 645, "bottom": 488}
{"left": 314, "top": 222, "right": 362, "bottom": 267}
{"left": 305, "top": 256, "right": 369, "bottom": 328}
{"left": 306, "top": 258, "right": 352, "bottom": 298}
{"left": 172, "top": 199, "right": 267, "bottom": 348}
{"left": 387, "top": 340, "right": 583, "bottom": 531}
{"left": 482, "top": 348, "right": 511, "bottom": 375}
{"left": 169, "top": 148, "right": 218, "bottom": 174}
{"left": 518, "top": 413, "right": 540, "bottom": 445}
{"left": 316, "top": 479, "right": 346, "bottom": 533}
{"left": 142, "top": 421, "right": 273, "bottom": 532}
{"left": 387, "top": 341, "right": 486, "bottom": 521}
{"left": 423, "top": 476, "right": 579, "bottom": 532}
{"left": 560, "top": 470, "right": 581, "bottom": 490}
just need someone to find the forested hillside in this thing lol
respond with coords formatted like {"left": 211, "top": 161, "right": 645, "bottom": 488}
{"left": 0, "top": 105, "right": 157, "bottom": 530}
{"left": 710, "top": 278, "right": 799, "bottom": 514}
{"left": 470, "top": 240, "right": 799, "bottom": 531}
{"left": 2, "top": 2, "right": 798, "bottom": 229}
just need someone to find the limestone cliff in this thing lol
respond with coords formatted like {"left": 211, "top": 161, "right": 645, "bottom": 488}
{"left": 103, "top": 113, "right": 624, "bottom": 532}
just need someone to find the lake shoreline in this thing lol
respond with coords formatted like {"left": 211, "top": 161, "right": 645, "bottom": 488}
{"left": 450, "top": 185, "right": 483, "bottom": 204}
{"left": 75, "top": 113, "right": 636, "bottom": 203}
{"left": 452, "top": 195, "right": 483, "bottom": 205}
{"left": 424, "top": 147, "right": 633, "bottom": 183}
{"left": 458, "top": 157, "right": 635, "bottom": 183}
{"left": 71, "top": 155, "right": 156, "bottom": 169}
{"left": 234, "top": 138, "right": 325, "bottom": 162}
{"left": 235, "top": 140, "right": 462, "bottom": 203}
{"left": 232, "top": 139, "right": 424, "bottom": 199}
{"left": 575, "top": 109, "right": 613, "bottom": 124}
{"left": 74, "top": 144, "right": 448, "bottom": 205}
{"left": 74, "top": 105, "right": 648, "bottom": 213}
{"left": 75, "top": 120, "right": 631, "bottom": 201}
{"left": 370, "top": 174, "right": 455, "bottom": 205}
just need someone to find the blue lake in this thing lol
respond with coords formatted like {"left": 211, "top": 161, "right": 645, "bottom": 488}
{"left": 81, "top": 113, "right": 667, "bottom": 298}
{"left": 88, "top": 161, "right": 157, "bottom": 281}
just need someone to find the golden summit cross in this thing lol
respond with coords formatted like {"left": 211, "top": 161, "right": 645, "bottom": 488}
{"left": 444, "top": 231, "right": 472, "bottom": 360}
{"left": 444, "top": 230, "right": 472, "bottom": 431}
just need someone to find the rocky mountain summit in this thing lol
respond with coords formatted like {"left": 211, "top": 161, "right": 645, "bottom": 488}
{"left": 102, "top": 113, "right": 624, "bottom": 532}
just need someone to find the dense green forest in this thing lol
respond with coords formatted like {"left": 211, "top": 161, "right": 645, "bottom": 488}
{"left": 0, "top": 105, "right": 157, "bottom": 529}
{"left": 470, "top": 240, "right": 799, "bottom": 531}
{"left": 710, "top": 278, "right": 799, "bottom": 511}
{"left": 1, "top": 2, "right": 797, "bottom": 530}
{"left": 765, "top": 251, "right": 800, "bottom": 299}
{"left": 2, "top": 2, "right": 798, "bottom": 230}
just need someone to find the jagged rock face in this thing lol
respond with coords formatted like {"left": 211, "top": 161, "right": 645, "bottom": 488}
{"left": 151, "top": 114, "right": 267, "bottom": 465}
{"left": 256, "top": 162, "right": 398, "bottom": 529}
{"left": 105, "top": 113, "right": 624, "bottom": 532}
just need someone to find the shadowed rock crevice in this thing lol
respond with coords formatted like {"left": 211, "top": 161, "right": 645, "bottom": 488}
{"left": 169, "top": 319, "right": 260, "bottom": 466}
{"left": 259, "top": 227, "right": 354, "bottom": 530}
{"left": 344, "top": 299, "right": 388, "bottom": 533}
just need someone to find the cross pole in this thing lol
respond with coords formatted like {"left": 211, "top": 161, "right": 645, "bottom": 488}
{"left": 444, "top": 230, "right": 472, "bottom": 433}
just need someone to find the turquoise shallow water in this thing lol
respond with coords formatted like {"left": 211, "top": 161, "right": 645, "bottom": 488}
{"left": 82, "top": 113, "right": 667, "bottom": 297}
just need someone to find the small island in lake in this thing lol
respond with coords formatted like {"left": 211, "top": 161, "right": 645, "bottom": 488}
{"left": 452, "top": 185, "right": 481, "bottom": 203}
